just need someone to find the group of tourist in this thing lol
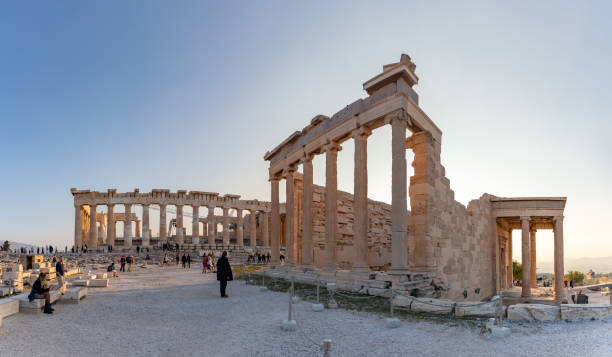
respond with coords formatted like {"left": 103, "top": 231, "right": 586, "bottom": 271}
{"left": 202, "top": 253, "right": 216, "bottom": 273}
{"left": 247, "top": 251, "right": 271, "bottom": 264}
{"left": 119, "top": 255, "right": 135, "bottom": 272}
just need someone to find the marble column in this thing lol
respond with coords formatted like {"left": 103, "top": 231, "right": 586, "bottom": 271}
{"left": 222, "top": 207, "right": 230, "bottom": 246}
{"left": 324, "top": 142, "right": 341, "bottom": 271}
{"left": 74, "top": 205, "right": 82, "bottom": 248}
{"left": 192, "top": 205, "right": 200, "bottom": 245}
{"left": 353, "top": 127, "right": 371, "bottom": 271}
{"left": 554, "top": 216, "right": 565, "bottom": 303}
{"left": 135, "top": 219, "right": 141, "bottom": 238}
{"left": 262, "top": 212, "right": 269, "bottom": 247}
{"left": 176, "top": 205, "right": 184, "bottom": 244}
{"left": 521, "top": 216, "right": 531, "bottom": 297}
{"left": 159, "top": 204, "right": 167, "bottom": 243}
{"left": 301, "top": 154, "right": 314, "bottom": 267}
{"left": 107, "top": 204, "right": 115, "bottom": 247}
{"left": 142, "top": 204, "right": 150, "bottom": 246}
{"left": 250, "top": 210, "right": 257, "bottom": 248}
{"left": 89, "top": 204, "right": 98, "bottom": 248}
{"left": 236, "top": 209, "right": 244, "bottom": 246}
{"left": 389, "top": 111, "right": 409, "bottom": 274}
{"left": 270, "top": 177, "right": 281, "bottom": 264}
{"left": 530, "top": 228, "right": 537, "bottom": 288}
{"left": 208, "top": 206, "right": 215, "bottom": 243}
{"left": 124, "top": 204, "right": 132, "bottom": 247}
{"left": 285, "top": 166, "right": 296, "bottom": 265}
{"left": 507, "top": 229, "right": 513, "bottom": 288}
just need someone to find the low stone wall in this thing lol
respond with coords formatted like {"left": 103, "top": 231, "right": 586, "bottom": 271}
{"left": 506, "top": 303, "right": 612, "bottom": 322}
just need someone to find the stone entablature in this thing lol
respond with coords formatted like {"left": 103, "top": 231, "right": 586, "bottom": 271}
{"left": 71, "top": 188, "right": 270, "bottom": 212}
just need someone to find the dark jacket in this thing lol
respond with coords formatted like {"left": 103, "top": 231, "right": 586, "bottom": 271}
{"left": 32, "top": 278, "right": 49, "bottom": 295}
{"left": 216, "top": 256, "right": 233, "bottom": 282}
{"left": 56, "top": 261, "right": 65, "bottom": 276}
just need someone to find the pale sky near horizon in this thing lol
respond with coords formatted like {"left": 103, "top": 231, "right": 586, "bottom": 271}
{"left": 1, "top": 1, "right": 610, "bottom": 264}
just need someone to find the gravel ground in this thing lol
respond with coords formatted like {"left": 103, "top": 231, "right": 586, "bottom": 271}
{"left": 2, "top": 266, "right": 612, "bottom": 357}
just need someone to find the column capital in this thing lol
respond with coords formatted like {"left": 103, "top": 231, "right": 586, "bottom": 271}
{"left": 323, "top": 140, "right": 342, "bottom": 153}
{"left": 300, "top": 152, "right": 316, "bottom": 164}
{"left": 553, "top": 216, "right": 564, "bottom": 223}
{"left": 384, "top": 108, "right": 410, "bottom": 126}
{"left": 520, "top": 216, "right": 531, "bottom": 222}
{"left": 107, "top": 203, "right": 115, "bottom": 207}
{"left": 269, "top": 173, "right": 282, "bottom": 182}
{"left": 351, "top": 126, "right": 372, "bottom": 139}
{"left": 283, "top": 164, "right": 297, "bottom": 176}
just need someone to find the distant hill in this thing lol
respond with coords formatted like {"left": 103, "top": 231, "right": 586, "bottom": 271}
{"left": 1, "top": 241, "right": 38, "bottom": 252}
{"left": 539, "top": 257, "right": 612, "bottom": 275}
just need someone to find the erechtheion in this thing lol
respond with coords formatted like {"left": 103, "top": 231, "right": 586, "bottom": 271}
{"left": 263, "top": 54, "right": 566, "bottom": 302}
{"left": 71, "top": 54, "right": 567, "bottom": 303}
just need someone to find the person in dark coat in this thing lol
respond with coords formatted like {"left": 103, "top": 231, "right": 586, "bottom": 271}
{"left": 216, "top": 251, "right": 233, "bottom": 298}
{"left": 28, "top": 272, "right": 53, "bottom": 314}
{"left": 181, "top": 254, "right": 187, "bottom": 268}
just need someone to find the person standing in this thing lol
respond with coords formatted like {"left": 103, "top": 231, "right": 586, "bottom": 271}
{"left": 127, "top": 255, "right": 133, "bottom": 272}
{"left": 181, "top": 253, "right": 187, "bottom": 269}
{"left": 120, "top": 256, "right": 126, "bottom": 272}
{"left": 55, "top": 256, "right": 66, "bottom": 295}
{"left": 202, "top": 255, "right": 208, "bottom": 274}
{"left": 216, "top": 251, "right": 233, "bottom": 298}
{"left": 187, "top": 254, "right": 191, "bottom": 269}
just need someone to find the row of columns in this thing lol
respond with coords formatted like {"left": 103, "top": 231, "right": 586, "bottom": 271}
{"left": 518, "top": 216, "right": 565, "bottom": 302}
{"left": 75, "top": 203, "right": 270, "bottom": 249}
{"left": 268, "top": 109, "right": 410, "bottom": 271}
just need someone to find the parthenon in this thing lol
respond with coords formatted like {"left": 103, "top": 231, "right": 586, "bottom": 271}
{"left": 71, "top": 188, "right": 271, "bottom": 251}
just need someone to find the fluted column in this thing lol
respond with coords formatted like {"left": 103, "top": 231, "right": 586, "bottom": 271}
{"left": 176, "top": 205, "right": 184, "bottom": 244}
{"left": 262, "top": 212, "right": 269, "bottom": 247}
{"left": 530, "top": 228, "right": 536, "bottom": 288}
{"left": 301, "top": 154, "right": 314, "bottom": 267}
{"left": 192, "top": 205, "right": 200, "bottom": 245}
{"left": 250, "top": 210, "right": 257, "bottom": 248}
{"left": 353, "top": 127, "right": 371, "bottom": 271}
{"left": 142, "top": 204, "right": 150, "bottom": 246}
{"left": 208, "top": 206, "right": 215, "bottom": 243}
{"left": 270, "top": 177, "right": 281, "bottom": 264}
{"left": 236, "top": 209, "right": 244, "bottom": 246}
{"left": 388, "top": 110, "right": 409, "bottom": 274}
{"left": 284, "top": 166, "right": 296, "bottom": 265}
{"left": 89, "top": 204, "right": 98, "bottom": 248}
{"left": 521, "top": 216, "right": 531, "bottom": 297}
{"left": 124, "top": 204, "right": 132, "bottom": 247}
{"left": 324, "top": 142, "right": 341, "bottom": 271}
{"left": 506, "top": 229, "right": 513, "bottom": 288}
{"left": 554, "top": 216, "right": 565, "bottom": 303}
{"left": 74, "top": 205, "right": 83, "bottom": 248}
{"left": 159, "top": 204, "right": 167, "bottom": 243}
{"left": 222, "top": 207, "right": 230, "bottom": 246}
{"left": 107, "top": 204, "right": 115, "bottom": 247}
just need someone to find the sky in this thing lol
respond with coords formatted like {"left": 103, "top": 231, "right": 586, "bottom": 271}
{"left": 0, "top": 1, "right": 610, "bottom": 265}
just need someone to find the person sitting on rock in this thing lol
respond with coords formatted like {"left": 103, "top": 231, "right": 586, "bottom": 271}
{"left": 107, "top": 262, "right": 118, "bottom": 277}
{"left": 28, "top": 272, "right": 54, "bottom": 314}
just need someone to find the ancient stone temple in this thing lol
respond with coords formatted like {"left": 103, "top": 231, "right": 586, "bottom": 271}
{"left": 71, "top": 188, "right": 271, "bottom": 251}
{"left": 263, "top": 54, "right": 567, "bottom": 302}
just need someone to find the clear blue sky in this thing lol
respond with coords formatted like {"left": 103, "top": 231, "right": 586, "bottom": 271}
{"left": 1, "top": 1, "right": 610, "bottom": 263}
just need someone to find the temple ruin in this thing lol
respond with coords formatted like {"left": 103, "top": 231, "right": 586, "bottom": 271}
{"left": 263, "top": 54, "right": 567, "bottom": 302}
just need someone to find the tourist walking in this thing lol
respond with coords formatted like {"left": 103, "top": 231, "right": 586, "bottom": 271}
{"left": 55, "top": 256, "right": 66, "bottom": 295}
{"left": 127, "top": 255, "right": 133, "bottom": 272}
{"left": 216, "top": 251, "right": 233, "bottom": 298}
{"left": 202, "top": 255, "right": 208, "bottom": 274}
{"left": 28, "top": 272, "right": 53, "bottom": 314}
{"left": 120, "top": 256, "right": 126, "bottom": 272}
{"left": 176, "top": 253, "right": 180, "bottom": 266}
{"left": 181, "top": 253, "right": 187, "bottom": 268}
{"left": 136, "top": 245, "right": 140, "bottom": 255}
{"left": 187, "top": 254, "right": 191, "bottom": 268}
{"left": 162, "top": 253, "right": 168, "bottom": 268}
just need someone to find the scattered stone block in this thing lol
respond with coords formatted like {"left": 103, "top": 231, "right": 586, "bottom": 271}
{"left": 392, "top": 294, "right": 414, "bottom": 309}
{"left": 71, "top": 279, "right": 90, "bottom": 287}
{"left": 96, "top": 273, "right": 108, "bottom": 279}
{"left": 311, "top": 303, "right": 324, "bottom": 312}
{"left": 89, "top": 278, "right": 109, "bottom": 288}
{"left": 560, "top": 304, "right": 612, "bottom": 321}
{"left": 0, "top": 298, "right": 19, "bottom": 318}
{"left": 60, "top": 287, "right": 87, "bottom": 303}
{"left": 507, "top": 304, "right": 560, "bottom": 321}
{"left": 17, "top": 291, "right": 61, "bottom": 313}
{"left": 411, "top": 298, "right": 455, "bottom": 315}
{"left": 455, "top": 297, "right": 503, "bottom": 318}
